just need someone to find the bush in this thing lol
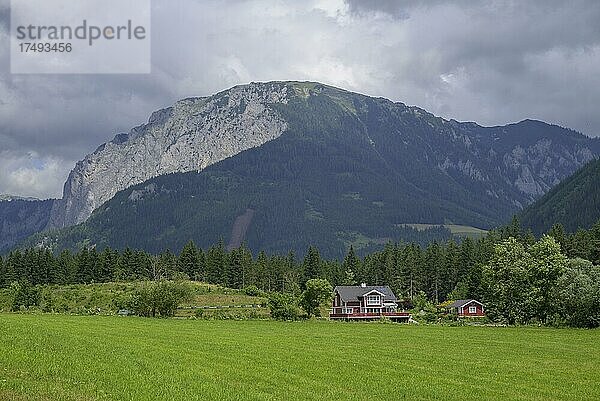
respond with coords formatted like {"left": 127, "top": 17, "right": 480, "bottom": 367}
{"left": 268, "top": 292, "right": 301, "bottom": 321}
{"left": 554, "top": 259, "right": 600, "bottom": 328}
{"left": 10, "top": 281, "right": 40, "bottom": 311}
{"left": 129, "top": 280, "right": 193, "bottom": 317}
{"left": 378, "top": 316, "right": 392, "bottom": 324}
{"left": 243, "top": 285, "right": 262, "bottom": 297}
{"left": 299, "top": 279, "right": 332, "bottom": 317}
{"left": 40, "top": 291, "right": 54, "bottom": 313}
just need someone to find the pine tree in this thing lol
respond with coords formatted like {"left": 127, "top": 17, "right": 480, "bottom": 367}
{"left": 237, "top": 244, "right": 253, "bottom": 288}
{"left": 98, "top": 247, "right": 117, "bottom": 282}
{"left": 0, "top": 255, "right": 5, "bottom": 288}
{"left": 589, "top": 220, "right": 600, "bottom": 265}
{"left": 41, "top": 249, "right": 55, "bottom": 285}
{"left": 504, "top": 215, "right": 523, "bottom": 240}
{"left": 178, "top": 240, "right": 200, "bottom": 280}
{"left": 342, "top": 245, "right": 359, "bottom": 285}
{"left": 253, "top": 250, "right": 269, "bottom": 290}
{"left": 302, "top": 246, "right": 322, "bottom": 284}
{"left": 54, "top": 249, "right": 73, "bottom": 284}
{"left": 158, "top": 249, "right": 178, "bottom": 279}
{"left": 118, "top": 248, "right": 136, "bottom": 281}
{"left": 76, "top": 248, "right": 93, "bottom": 284}
{"left": 196, "top": 248, "right": 206, "bottom": 281}
{"left": 226, "top": 248, "right": 241, "bottom": 288}
{"left": 133, "top": 251, "right": 151, "bottom": 280}
{"left": 4, "top": 251, "right": 20, "bottom": 285}
{"left": 206, "top": 240, "right": 226, "bottom": 284}
{"left": 548, "top": 224, "right": 567, "bottom": 253}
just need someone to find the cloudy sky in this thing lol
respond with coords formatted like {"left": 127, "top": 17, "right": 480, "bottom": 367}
{"left": 1, "top": 0, "right": 600, "bottom": 199}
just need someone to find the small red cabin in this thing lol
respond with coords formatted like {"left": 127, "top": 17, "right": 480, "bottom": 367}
{"left": 447, "top": 299, "right": 485, "bottom": 317}
{"left": 330, "top": 284, "right": 410, "bottom": 322}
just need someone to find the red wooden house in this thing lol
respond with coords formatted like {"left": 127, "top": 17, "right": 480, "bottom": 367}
{"left": 330, "top": 284, "right": 410, "bottom": 322}
{"left": 447, "top": 299, "right": 485, "bottom": 317}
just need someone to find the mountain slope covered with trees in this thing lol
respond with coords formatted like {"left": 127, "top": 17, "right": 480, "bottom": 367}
{"left": 520, "top": 157, "right": 600, "bottom": 234}
{"left": 0, "top": 199, "right": 55, "bottom": 252}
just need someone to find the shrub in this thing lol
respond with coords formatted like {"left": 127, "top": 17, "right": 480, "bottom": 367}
{"left": 268, "top": 292, "right": 301, "bottom": 321}
{"left": 243, "top": 285, "right": 262, "bottom": 297}
{"left": 10, "top": 281, "right": 40, "bottom": 311}
{"left": 129, "top": 280, "right": 193, "bottom": 317}
{"left": 299, "top": 279, "right": 332, "bottom": 317}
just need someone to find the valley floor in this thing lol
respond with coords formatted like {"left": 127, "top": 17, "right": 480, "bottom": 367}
{"left": 0, "top": 315, "right": 598, "bottom": 401}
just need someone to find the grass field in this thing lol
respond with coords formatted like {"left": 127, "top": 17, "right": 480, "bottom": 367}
{"left": 401, "top": 223, "right": 489, "bottom": 239}
{"left": 0, "top": 315, "right": 598, "bottom": 401}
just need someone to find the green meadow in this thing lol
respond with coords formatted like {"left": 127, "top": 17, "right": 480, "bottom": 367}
{"left": 401, "top": 223, "right": 489, "bottom": 239}
{"left": 1, "top": 315, "right": 598, "bottom": 401}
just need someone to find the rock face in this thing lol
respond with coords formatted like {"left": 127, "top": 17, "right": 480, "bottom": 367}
{"left": 46, "top": 82, "right": 290, "bottom": 228}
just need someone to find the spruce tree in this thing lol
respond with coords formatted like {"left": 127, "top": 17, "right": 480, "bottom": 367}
{"left": 302, "top": 246, "right": 322, "bottom": 284}
{"left": 178, "top": 240, "right": 200, "bottom": 280}
{"left": 0, "top": 256, "right": 5, "bottom": 288}
{"left": 342, "top": 245, "right": 359, "bottom": 285}
{"left": 206, "top": 240, "right": 226, "bottom": 284}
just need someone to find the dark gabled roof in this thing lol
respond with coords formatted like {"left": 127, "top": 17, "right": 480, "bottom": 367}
{"left": 334, "top": 285, "right": 397, "bottom": 302}
{"left": 447, "top": 299, "right": 483, "bottom": 308}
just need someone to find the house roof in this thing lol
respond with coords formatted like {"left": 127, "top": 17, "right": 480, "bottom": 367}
{"left": 334, "top": 285, "right": 397, "bottom": 302}
{"left": 447, "top": 299, "right": 483, "bottom": 308}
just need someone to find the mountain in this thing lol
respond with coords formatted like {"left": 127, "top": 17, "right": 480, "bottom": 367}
{"left": 520, "top": 157, "right": 600, "bottom": 234}
{"left": 21, "top": 81, "right": 600, "bottom": 257}
{"left": 0, "top": 198, "right": 55, "bottom": 251}
{"left": 46, "top": 83, "right": 290, "bottom": 229}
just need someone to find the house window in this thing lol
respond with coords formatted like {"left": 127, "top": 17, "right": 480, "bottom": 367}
{"left": 469, "top": 306, "right": 477, "bottom": 314}
{"left": 366, "top": 295, "right": 380, "bottom": 305}
{"left": 342, "top": 308, "right": 353, "bottom": 314}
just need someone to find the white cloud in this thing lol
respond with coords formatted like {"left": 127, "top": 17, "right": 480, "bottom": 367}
{"left": 0, "top": 150, "right": 70, "bottom": 199}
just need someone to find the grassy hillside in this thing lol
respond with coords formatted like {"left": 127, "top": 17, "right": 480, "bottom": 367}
{"left": 0, "top": 315, "right": 598, "bottom": 401}
{"left": 0, "top": 281, "right": 267, "bottom": 319}
{"left": 401, "top": 223, "right": 489, "bottom": 239}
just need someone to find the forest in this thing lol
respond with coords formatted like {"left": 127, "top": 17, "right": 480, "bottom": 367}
{"left": 2, "top": 217, "right": 599, "bottom": 327}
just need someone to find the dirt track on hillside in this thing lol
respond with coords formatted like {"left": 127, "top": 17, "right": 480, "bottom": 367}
{"left": 227, "top": 208, "right": 255, "bottom": 250}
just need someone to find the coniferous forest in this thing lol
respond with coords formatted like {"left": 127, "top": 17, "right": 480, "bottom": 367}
{"left": 2, "top": 217, "right": 599, "bottom": 327}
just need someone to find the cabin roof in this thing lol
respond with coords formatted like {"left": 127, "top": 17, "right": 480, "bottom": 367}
{"left": 447, "top": 299, "right": 483, "bottom": 308}
{"left": 334, "top": 285, "right": 397, "bottom": 302}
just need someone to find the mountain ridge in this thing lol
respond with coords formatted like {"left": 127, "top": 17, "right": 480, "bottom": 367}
{"left": 13, "top": 81, "right": 599, "bottom": 256}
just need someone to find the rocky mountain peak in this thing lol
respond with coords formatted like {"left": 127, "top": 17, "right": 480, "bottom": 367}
{"left": 46, "top": 81, "right": 296, "bottom": 229}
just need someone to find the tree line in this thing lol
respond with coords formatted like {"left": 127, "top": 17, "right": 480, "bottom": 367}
{"left": 1, "top": 218, "right": 599, "bottom": 326}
